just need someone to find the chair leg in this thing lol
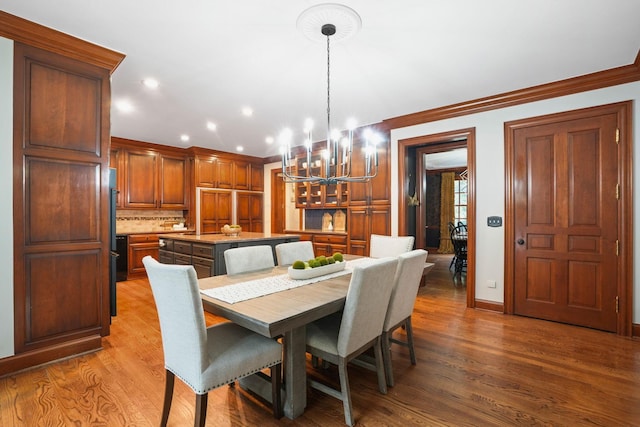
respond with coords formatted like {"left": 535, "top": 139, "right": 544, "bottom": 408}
{"left": 381, "top": 331, "right": 395, "bottom": 387}
{"left": 270, "top": 363, "right": 283, "bottom": 419}
{"left": 195, "top": 393, "right": 208, "bottom": 427}
{"left": 338, "top": 359, "right": 355, "bottom": 427}
{"left": 405, "top": 317, "right": 417, "bottom": 365}
{"left": 373, "top": 337, "right": 388, "bottom": 395}
{"left": 160, "top": 370, "right": 175, "bottom": 427}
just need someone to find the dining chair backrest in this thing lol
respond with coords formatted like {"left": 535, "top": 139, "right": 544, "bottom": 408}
{"left": 384, "top": 249, "right": 429, "bottom": 332}
{"left": 275, "top": 241, "right": 315, "bottom": 266}
{"left": 143, "top": 256, "right": 208, "bottom": 384}
{"left": 224, "top": 245, "right": 275, "bottom": 275}
{"left": 369, "top": 234, "right": 415, "bottom": 258}
{"left": 338, "top": 257, "right": 398, "bottom": 356}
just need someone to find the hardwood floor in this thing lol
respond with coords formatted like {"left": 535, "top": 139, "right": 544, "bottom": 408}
{"left": 1, "top": 254, "right": 640, "bottom": 426}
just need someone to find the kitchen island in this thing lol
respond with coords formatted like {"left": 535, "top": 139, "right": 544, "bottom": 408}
{"left": 158, "top": 232, "right": 301, "bottom": 278}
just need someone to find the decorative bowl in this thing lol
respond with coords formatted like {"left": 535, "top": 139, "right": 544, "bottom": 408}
{"left": 288, "top": 260, "right": 346, "bottom": 280}
{"left": 221, "top": 225, "right": 242, "bottom": 236}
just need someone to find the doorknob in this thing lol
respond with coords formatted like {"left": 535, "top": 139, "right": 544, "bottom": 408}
{"left": 517, "top": 238, "right": 525, "bottom": 245}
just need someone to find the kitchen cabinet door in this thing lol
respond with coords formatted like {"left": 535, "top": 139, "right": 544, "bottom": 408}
{"left": 234, "top": 160, "right": 250, "bottom": 190}
{"left": 124, "top": 150, "right": 158, "bottom": 208}
{"left": 200, "top": 190, "right": 232, "bottom": 233}
{"left": 250, "top": 163, "right": 264, "bottom": 191}
{"left": 217, "top": 158, "right": 234, "bottom": 189}
{"left": 159, "top": 154, "right": 188, "bottom": 209}
{"left": 237, "top": 192, "right": 263, "bottom": 232}
{"left": 347, "top": 205, "right": 390, "bottom": 256}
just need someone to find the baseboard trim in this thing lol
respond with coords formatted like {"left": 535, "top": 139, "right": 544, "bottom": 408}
{"left": 632, "top": 323, "right": 640, "bottom": 338}
{"left": 475, "top": 299, "right": 504, "bottom": 313}
{"left": 0, "top": 335, "right": 102, "bottom": 377}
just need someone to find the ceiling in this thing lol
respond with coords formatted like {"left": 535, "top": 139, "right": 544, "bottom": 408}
{"left": 3, "top": 1, "right": 640, "bottom": 159}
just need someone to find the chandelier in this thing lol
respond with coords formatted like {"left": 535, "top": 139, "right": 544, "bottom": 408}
{"left": 280, "top": 4, "right": 381, "bottom": 185}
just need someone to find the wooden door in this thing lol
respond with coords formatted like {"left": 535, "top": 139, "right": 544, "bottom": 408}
{"left": 271, "top": 169, "right": 286, "bottom": 234}
{"left": 511, "top": 111, "right": 619, "bottom": 332}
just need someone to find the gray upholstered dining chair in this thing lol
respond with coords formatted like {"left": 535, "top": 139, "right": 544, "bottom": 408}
{"left": 142, "top": 256, "right": 283, "bottom": 426}
{"left": 369, "top": 234, "right": 415, "bottom": 258}
{"left": 350, "top": 250, "right": 428, "bottom": 386}
{"left": 223, "top": 245, "right": 275, "bottom": 275}
{"left": 305, "top": 257, "right": 398, "bottom": 426}
{"left": 275, "top": 240, "right": 315, "bottom": 266}
{"left": 381, "top": 249, "right": 428, "bottom": 386}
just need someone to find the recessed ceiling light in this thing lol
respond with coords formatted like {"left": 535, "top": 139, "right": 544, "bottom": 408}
{"left": 115, "top": 100, "right": 134, "bottom": 113}
{"left": 236, "top": 146, "right": 244, "bottom": 152}
{"left": 241, "top": 107, "right": 253, "bottom": 117}
{"left": 180, "top": 134, "right": 190, "bottom": 142}
{"left": 265, "top": 136, "right": 274, "bottom": 144}
{"left": 142, "top": 78, "right": 159, "bottom": 89}
{"left": 206, "top": 121, "right": 217, "bottom": 131}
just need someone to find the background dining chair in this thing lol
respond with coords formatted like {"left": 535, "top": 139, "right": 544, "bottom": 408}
{"left": 450, "top": 225, "right": 467, "bottom": 275}
{"left": 275, "top": 240, "right": 315, "bottom": 266}
{"left": 142, "top": 256, "right": 283, "bottom": 426}
{"left": 224, "top": 245, "right": 275, "bottom": 275}
{"left": 369, "top": 234, "right": 415, "bottom": 258}
{"left": 305, "top": 257, "right": 398, "bottom": 427}
{"left": 381, "top": 249, "right": 428, "bottom": 386}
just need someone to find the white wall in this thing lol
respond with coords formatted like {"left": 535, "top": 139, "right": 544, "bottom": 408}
{"left": 0, "top": 36, "right": 14, "bottom": 358}
{"left": 390, "top": 81, "right": 640, "bottom": 322}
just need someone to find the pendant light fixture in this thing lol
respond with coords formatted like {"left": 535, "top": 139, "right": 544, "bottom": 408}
{"left": 280, "top": 3, "right": 381, "bottom": 185}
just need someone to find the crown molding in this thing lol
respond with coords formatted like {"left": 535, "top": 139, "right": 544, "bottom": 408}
{"left": 0, "top": 11, "right": 125, "bottom": 73}
{"left": 384, "top": 49, "right": 640, "bottom": 130}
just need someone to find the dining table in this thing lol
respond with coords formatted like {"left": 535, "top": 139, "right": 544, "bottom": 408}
{"left": 198, "top": 257, "right": 363, "bottom": 419}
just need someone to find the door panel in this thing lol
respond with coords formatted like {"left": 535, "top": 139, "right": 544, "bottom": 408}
{"left": 513, "top": 113, "right": 618, "bottom": 332}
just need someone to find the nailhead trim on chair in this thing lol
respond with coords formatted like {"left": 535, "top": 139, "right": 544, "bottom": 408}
{"left": 169, "top": 359, "right": 283, "bottom": 394}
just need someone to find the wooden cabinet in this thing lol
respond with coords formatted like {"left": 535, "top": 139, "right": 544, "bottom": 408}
{"left": 250, "top": 163, "right": 264, "bottom": 191}
{"left": 347, "top": 205, "right": 391, "bottom": 256}
{"left": 200, "top": 189, "right": 232, "bottom": 233}
{"left": 195, "top": 155, "right": 263, "bottom": 191}
{"left": 348, "top": 137, "right": 391, "bottom": 206}
{"left": 128, "top": 234, "right": 160, "bottom": 279}
{"left": 5, "top": 19, "right": 125, "bottom": 375}
{"left": 159, "top": 153, "right": 188, "bottom": 209}
{"left": 294, "top": 153, "right": 347, "bottom": 209}
{"left": 217, "top": 158, "right": 234, "bottom": 189}
{"left": 313, "top": 234, "right": 347, "bottom": 257}
{"left": 124, "top": 149, "right": 158, "bottom": 208}
{"left": 113, "top": 141, "right": 189, "bottom": 210}
{"left": 237, "top": 192, "right": 263, "bottom": 232}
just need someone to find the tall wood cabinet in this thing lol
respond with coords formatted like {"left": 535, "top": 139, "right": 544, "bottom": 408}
{"left": 2, "top": 12, "right": 124, "bottom": 376}
{"left": 200, "top": 190, "right": 233, "bottom": 233}
{"left": 237, "top": 192, "right": 264, "bottom": 232}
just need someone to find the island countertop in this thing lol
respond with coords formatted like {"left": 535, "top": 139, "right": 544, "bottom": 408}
{"left": 160, "top": 231, "right": 301, "bottom": 244}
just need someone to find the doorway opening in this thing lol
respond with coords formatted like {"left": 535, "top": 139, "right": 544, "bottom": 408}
{"left": 399, "top": 128, "right": 476, "bottom": 307}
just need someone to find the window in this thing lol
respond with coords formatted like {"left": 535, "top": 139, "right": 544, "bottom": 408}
{"left": 454, "top": 178, "right": 467, "bottom": 225}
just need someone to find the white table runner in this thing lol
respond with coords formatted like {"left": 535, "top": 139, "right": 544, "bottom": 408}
{"left": 201, "top": 258, "right": 375, "bottom": 304}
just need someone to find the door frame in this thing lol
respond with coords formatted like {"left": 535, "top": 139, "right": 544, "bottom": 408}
{"left": 270, "top": 168, "right": 286, "bottom": 234}
{"left": 504, "top": 101, "right": 633, "bottom": 335}
{"left": 399, "top": 128, "right": 476, "bottom": 308}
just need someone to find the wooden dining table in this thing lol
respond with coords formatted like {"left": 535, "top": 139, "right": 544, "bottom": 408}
{"left": 198, "top": 261, "right": 356, "bottom": 419}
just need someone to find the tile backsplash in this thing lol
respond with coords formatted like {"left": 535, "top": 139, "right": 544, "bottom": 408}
{"left": 116, "top": 210, "right": 187, "bottom": 233}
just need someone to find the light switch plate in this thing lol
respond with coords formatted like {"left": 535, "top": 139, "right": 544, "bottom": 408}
{"left": 487, "top": 216, "right": 502, "bottom": 227}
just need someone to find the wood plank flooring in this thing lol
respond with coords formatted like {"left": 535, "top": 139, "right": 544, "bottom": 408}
{"left": 2, "top": 254, "right": 640, "bottom": 426}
